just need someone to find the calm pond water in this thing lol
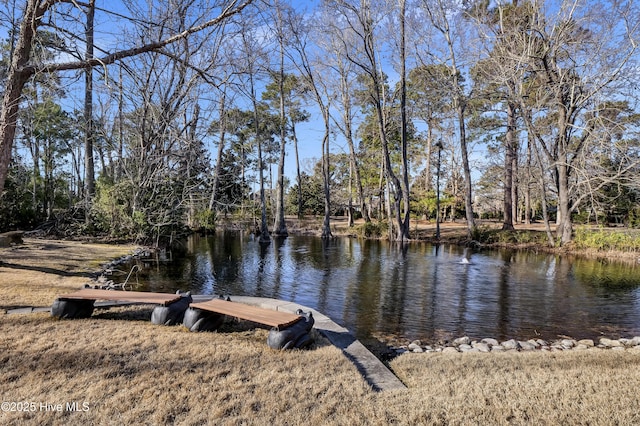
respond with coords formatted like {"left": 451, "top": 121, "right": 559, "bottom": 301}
{"left": 124, "top": 231, "right": 640, "bottom": 343}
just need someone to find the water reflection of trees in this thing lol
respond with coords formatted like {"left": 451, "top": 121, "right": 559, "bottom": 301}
{"left": 141, "top": 234, "right": 640, "bottom": 341}
{"left": 377, "top": 244, "right": 409, "bottom": 338}
{"left": 344, "top": 240, "right": 383, "bottom": 340}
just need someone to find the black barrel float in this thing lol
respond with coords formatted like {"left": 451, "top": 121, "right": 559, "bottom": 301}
{"left": 267, "top": 309, "right": 314, "bottom": 350}
{"left": 150, "top": 291, "right": 192, "bottom": 325}
{"left": 182, "top": 295, "right": 230, "bottom": 331}
{"left": 182, "top": 307, "right": 226, "bottom": 332}
{"left": 51, "top": 298, "right": 95, "bottom": 319}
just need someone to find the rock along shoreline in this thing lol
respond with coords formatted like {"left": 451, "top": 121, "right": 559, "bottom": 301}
{"left": 393, "top": 336, "right": 640, "bottom": 355}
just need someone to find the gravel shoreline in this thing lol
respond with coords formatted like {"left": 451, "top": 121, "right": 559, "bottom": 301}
{"left": 392, "top": 335, "right": 640, "bottom": 355}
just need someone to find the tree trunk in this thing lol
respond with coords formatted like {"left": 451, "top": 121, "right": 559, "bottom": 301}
{"left": 273, "top": 131, "right": 287, "bottom": 236}
{"left": 424, "top": 126, "right": 434, "bottom": 191}
{"left": 292, "top": 121, "right": 303, "bottom": 220}
{"left": 439, "top": 0, "right": 475, "bottom": 235}
{"left": 555, "top": 89, "right": 573, "bottom": 245}
{"left": 209, "top": 90, "right": 227, "bottom": 213}
{"left": 0, "top": 0, "right": 44, "bottom": 196}
{"left": 321, "top": 112, "right": 332, "bottom": 239}
{"left": 557, "top": 161, "right": 573, "bottom": 244}
{"left": 341, "top": 89, "right": 369, "bottom": 223}
{"left": 84, "top": 0, "right": 96, "bottom": 215}
{"left": 512, "top": 151, "right": 518, "bottom": 224}
{"left": 502, "top": 101, "right": 516, "bottom": 230}
{"left": 348, "top": 161, "right": 354, "bottom": 227}
{"left": 398, "top": 0, "right": 410, "bottom": 242}
{"left": 273, "top": 47, "right": 288, "bottom": 236}
{"left": 457, "top": 102, "right": 476, "bottom": 235}
{"left": 249, "top": 75, "right": 270, "bottom": 243}
{"left": 117, "top": 66, "right": 124, "bottom": 180}
{"left": 186, "top": 104, "right": 200, "bottom": 229}
{"left": 524, "top": 130, "right": 532, "bottom": 225}
{"left": 377, "top": 156, "right": 385, "bottom": 221}
{"left": 373, "top": 93, "right": 403, "bottom": 241}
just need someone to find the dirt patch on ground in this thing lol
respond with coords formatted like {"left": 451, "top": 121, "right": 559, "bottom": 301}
{"left": 0, "top": 239, "right": 136, "bottom": 310}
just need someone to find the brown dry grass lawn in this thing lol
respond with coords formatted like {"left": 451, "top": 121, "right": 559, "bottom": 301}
{"left": 3, "top": 238, "right": 640, "bottom": 425}
{"left": 0, "top": 238, "right": 135, "bottom": 310}
{"left": 1, "top": 311, "right": 376, "bottom": 425}
{"left": 3, "top": 310, "right": 640, "bottom": 425}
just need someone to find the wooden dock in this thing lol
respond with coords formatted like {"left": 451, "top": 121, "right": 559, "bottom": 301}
{"left": 190, "top": 298, "right": 302, "bottom": 329}
{"left": 56, "top": 288, "right": 184, "bottom": 306}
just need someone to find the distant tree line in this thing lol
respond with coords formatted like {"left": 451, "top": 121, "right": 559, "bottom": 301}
{"left": 0, "top": 0, "right": 638, "bottom": 247}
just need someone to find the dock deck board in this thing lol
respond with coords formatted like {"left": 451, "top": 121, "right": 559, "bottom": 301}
{"left": 57, "top": 288, "right": 183, "bottom": 306}
{"left": 190, "top": 299, "right": 302, "bottom": 328}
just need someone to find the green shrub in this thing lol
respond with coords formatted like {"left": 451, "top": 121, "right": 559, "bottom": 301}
{"left": 354, "top": 221, "right": 388, "bottom": 239}
{"left": 194, "top": 209, "right": 216, "bottom": 232}
{"left": 90, "top": 179, "right": 136, "bottom": 238}
{"left": 573, "top": 226, "right": 640, "bottom": 252}
{"left": 470, "top": 225, "right": 495, "bottom": 243}
{"left": 470, "top": 226, "right": 549, "bottom": 246}
{"left": 629, "top": 208, "right": 640, "bottom": 229}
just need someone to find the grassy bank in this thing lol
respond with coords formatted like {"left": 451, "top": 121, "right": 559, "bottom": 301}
{"left": 324, "top": 217, "right": 640, "bottom": 262}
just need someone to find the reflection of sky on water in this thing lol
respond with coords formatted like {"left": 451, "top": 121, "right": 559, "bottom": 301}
{"left": 126, "top": 232, "right": 640, "bottom": 342}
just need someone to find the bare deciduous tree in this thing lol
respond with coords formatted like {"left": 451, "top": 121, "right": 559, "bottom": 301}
{"left": 420, "top": 0, "right": 477, "bottom": 236}
{"left": 0, "top": 0, "right": 253, "bottom": 198}
{"left": 327, "top": 0, "right": 410, "bottom": 242}
{"left": 516, "top": 0, "right": 639, "bottom": 245}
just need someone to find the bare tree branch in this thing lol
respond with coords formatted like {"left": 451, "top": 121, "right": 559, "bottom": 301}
{"left": 22, "top": 0, "right": 253, "bottom": 75}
